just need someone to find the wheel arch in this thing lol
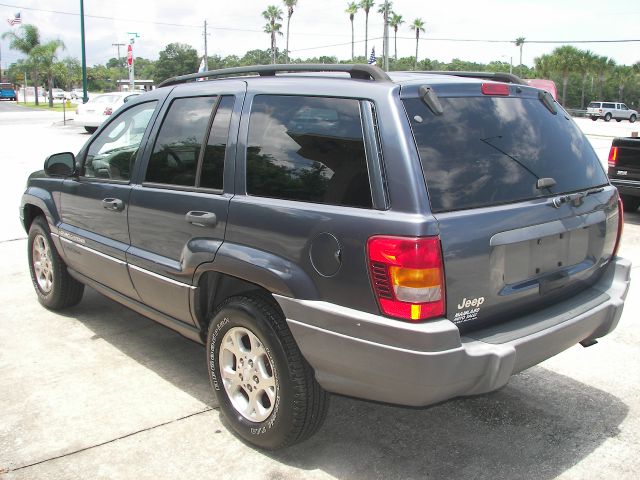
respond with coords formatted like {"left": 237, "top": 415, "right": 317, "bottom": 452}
{"left": 22, "top": 187, "right": 60, "bottom": 232}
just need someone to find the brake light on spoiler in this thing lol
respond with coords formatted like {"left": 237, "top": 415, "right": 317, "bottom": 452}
{"left": 367, "top": 236, "right": 445, "bottom": 321}
{"left": 481, "top": 83, "right": 510, "bottom": 96}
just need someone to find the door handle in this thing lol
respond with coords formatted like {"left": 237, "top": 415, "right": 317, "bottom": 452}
{"left": 185, "top": 211, "right": 217, "bottom": 227}
{"left": 102, "top": 198, "right": 125, "bottom": 211}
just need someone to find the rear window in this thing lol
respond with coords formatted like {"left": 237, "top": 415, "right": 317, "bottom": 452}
{"left": 587, "top": 102, "right": 600, "bottom": 108}
{"left": 403, "top": 95, "right": 608, "bottom": 213}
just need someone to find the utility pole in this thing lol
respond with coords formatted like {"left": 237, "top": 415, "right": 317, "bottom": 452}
{"left": 112, "top": 42, "right": 125, "bottom": 90}
{"left": 80, "top": 0, "right": 88, "bottom": 103}
{"left": 203, "top": 20, "right": 209, "bottom": 71}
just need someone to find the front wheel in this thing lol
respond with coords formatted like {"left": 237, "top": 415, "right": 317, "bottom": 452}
{"left": 630, "top": 114, "right": 637, "bottom": 123}
{"left": 591, "top": 116, "right": 598, "bottom": 121}
{"left": 207, "top": 294, "right": 328, "bottom": 449}
{"left": 616, "top": 119, "right": 622, "bottom": 122}
{"left": 84, "top": 126, "right": 97, "bottom": 133}
{"left": 28, "top": 216, "right": 84, "bottom": 309}
{"left": 604, "top": 113, "right": 612, "bottom": 122}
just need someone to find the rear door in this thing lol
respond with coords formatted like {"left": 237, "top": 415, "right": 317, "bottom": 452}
{"left": 126, "top": 81, "right": 244, "bottom": 324}
{"left": 402, "top": 85, "right": 618, "bottom": 333}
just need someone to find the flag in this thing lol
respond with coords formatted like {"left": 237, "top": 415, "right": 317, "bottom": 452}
{"left": 196, "top": 57, "right": 206, "bottom": 81}
{"left": 368, "top": 47, "right": 377, "bottom": 65}
{"left": 6, "top": 12, "right": 21, "bottom": 26}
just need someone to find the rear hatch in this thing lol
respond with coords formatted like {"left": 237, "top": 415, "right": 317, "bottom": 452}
{"left": 587, "top": 102, "right": 601, "bottom": 116}
{"left": 609, "top": 137, "right": 640, "bottom": 183}
{"left": 402, "top": 82, "right": 619, "bottom": 333}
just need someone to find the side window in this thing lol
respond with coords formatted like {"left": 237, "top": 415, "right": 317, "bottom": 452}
{"left": 604, "top": 102, "right": 615, "bottom": 109}
{"left": 200, "top": 96, "right": 234, "bottom": 190}
{"left": 621, "top": 104, "right": 628, "bottom": 110}
{"left": 84, "top": 101, "right": 157, "bottom": 181}
{"left": 246, "top": 95, "right": 373, "bottom": 208}
{"left": 145, "top": 96, "right": 216, "bottom": 187}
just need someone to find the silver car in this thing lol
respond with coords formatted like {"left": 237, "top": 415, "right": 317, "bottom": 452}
{"left": 587, "top": 101, "right": 637, "bottom": 122}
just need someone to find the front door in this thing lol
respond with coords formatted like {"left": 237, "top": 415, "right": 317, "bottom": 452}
{"left": 60, "top": 100, "right": 158, "bottom": 299}
{"left": 126, "top": 82, "right": 244, "bottom": 324}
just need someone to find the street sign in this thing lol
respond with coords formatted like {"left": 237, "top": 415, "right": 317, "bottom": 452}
{"left": 127, "top": 44, "right": 133, "bottom": 67}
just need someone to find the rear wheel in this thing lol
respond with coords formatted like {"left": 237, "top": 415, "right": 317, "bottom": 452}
{"left": 616, "top": 119, "right": 622, "bottom": 122}
{"left": 621, "top": 195, "right": 640, "bottom": 213}
{"left": 604, "top": 113, "right": 612, "bottom": 122}
{"left": 207, "top": 294, "right": 328, "bottom": 449}
{"left": 28, "top": 216, "right": 84, "bottom": 309}
{"left": 591, "top": 116, "right": 598, "bottom": 121}
{"left": 84, "top": 126, "right": 97, "bottom": 133}
{"left": 630, "top": 114, "right": 637, "bottom": 123}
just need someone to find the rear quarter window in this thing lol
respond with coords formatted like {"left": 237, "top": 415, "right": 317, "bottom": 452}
{"left": 403, "top": 95, "right": 608, "bottom": 213}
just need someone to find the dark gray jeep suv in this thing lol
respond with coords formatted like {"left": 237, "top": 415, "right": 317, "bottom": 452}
{"left": 21, "top": 64, "right": 630, "bottom": 449}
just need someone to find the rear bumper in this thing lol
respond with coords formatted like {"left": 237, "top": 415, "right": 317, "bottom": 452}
{"left": 612, "top": 179, "right": 640, "bottom": 198}
{"left": 275, "top": 257, "right": 631, "bottom": 407}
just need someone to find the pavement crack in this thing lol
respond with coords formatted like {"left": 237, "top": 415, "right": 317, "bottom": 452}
{"left": 7, "top": 407, "right": 214, "bottom": 473}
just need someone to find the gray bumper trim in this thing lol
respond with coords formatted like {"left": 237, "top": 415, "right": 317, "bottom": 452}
{"left": 274, "top": 257, "right": 631, "bottom": 407}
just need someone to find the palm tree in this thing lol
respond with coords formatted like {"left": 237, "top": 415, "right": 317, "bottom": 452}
{"left": 389, "top": 13, "right": 404, "bottom": 60}
{"left": 612, "top": 65, "right": 635, "bottom": 102}
{"left": 514, "top": 37, "right": 525, "bottom": 70}
{"left": 377, "top": 1, "right": 392, "bottom": 70}
{"left": 263, "top": 5, "right": 284, "bottom": 64}
{"left": 359, "top": 0, "right": 375, "bottom": 59}
{"left": 346, "top": 2, "right": 359, "bottom": 61}
{"left": 31, "top": 39, "right": 65, "bottom": 107}
{"left": 577, "top": 50, "right": 596, "bottom": 109}
{"left": 2, "top": 24, "right": 41, "bottom": 104}
{"left": 592, "top": 55, "right": 616, "bottom": 100}
{"left": 283, "top": 0, "right": 297, "bottom": 63}
{"left": 409, "top": 18, "right": 425, "bottom": 70}
{"left": 547, "top": 45, "right": 581, "bottom": 106}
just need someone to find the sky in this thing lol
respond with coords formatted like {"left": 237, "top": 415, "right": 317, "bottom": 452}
{"left": 1, "top": 0, "right": 639, "bottom": 72}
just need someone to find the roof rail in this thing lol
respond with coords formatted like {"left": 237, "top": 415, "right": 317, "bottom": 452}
{"left": 420, "top": 71, "right": 527, "bottom": 85}
{"left": 158, "top": 63, "right": 392, "bottom": 88}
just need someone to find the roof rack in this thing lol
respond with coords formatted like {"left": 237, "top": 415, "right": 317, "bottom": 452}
{"left": 418, "top": 71, "right": 527, "bottom": 85}
{"left": 158, "top": 63, "right": 392, "bottom": 88}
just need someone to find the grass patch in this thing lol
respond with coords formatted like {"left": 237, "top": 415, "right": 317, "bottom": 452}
{"left": 19, "top": 101, "right": 75, "bottom": 112}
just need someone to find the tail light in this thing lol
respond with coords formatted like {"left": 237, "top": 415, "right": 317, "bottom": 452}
{"left": 613, "top": 197, "right": 624, "bottom": 257}
{"left": 103, "top": 107, "right": 113, "bottom": 116}
{"left": 608, "top": 146, "right": 618, "bottom": 167}
{"left": 367, "top": 236, "right": 445, "bottom": 321}
{"left": 481, "top": 83, "right": 510, "bottom": 96}
{"left": 599, "top": 109, "right": 603, "bottom": 114}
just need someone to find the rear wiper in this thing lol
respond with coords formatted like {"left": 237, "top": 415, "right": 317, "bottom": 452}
{"left": 551, "top": 187, "right": 605, "bottom": 208}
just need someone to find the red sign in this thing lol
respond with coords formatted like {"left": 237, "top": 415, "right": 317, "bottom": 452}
{"left": 127, "top": 44, "right": 133, "bottom": 66}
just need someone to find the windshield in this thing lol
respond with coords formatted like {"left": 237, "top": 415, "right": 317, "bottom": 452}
{"left": 92, "top": 94, "right": 120, "bottom": 104}
{"left": 403, "top": 95, "right": 608, "bottom": 213}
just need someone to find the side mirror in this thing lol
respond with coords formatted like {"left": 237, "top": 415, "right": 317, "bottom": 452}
{"left": 44, "top": 152, "right": 76, "bottom": 177}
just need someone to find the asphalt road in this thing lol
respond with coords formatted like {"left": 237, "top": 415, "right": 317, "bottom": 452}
{"left": 1, "top": 102, "right": 639, "bottom": 479}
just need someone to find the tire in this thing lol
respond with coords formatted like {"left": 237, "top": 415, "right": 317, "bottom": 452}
{"left": 207, "top": 294, "right": 329, "bottom": 449}
{"left": 604, "top": 113, "right": 612, "bottom": 122}
{"left": 28, "top": 216, "right": 84, "bottom": 310}
{"left": 84, "top": 126, "right": 97, "bottom": 133}
{"left": 621, "top": 195, "right": 640, "bottom": 213}
{"left": 630, "top": 114, "right": 636, "bottom": 123}
{"left": 616, "top": 119, "right": 622, "bottom": 122}
{"left": 591, "top": 116, "right": 598, "bottom": 121}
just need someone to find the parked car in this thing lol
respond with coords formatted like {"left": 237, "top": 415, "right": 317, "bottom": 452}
{"left": 70, "top": 88, "right": 86, "bottom": 100}
{"left": 587, "top": 101, "right": 637, "bottom": 122}
{"left": 20, "top": 65, "right": 630, "bottom": 450}
{"left": 0, "top": 82, "right": 17, "bottom": 101}
{"left": 44, "top": 88, "right": 66, "bottom": 100}
{"left": 75, "top": 91, "right": 141, "bottom": 133}
{"left": 608, "top": 137, "right": 640, "bottom": 212}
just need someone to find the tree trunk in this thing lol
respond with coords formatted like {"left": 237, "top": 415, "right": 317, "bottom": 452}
{"left": 48, "top": 75, "right": 53, "bottom": 108}
{"left": 394, "top": 28, "right": 397, "bottom": 60}
{"left": 364, "top": 12, "right": 369, "bottom": 58}
{"left": 33, "top": 69, "right": 39, "bottom": 106}
{"left": 580, "top": 73, "right": 587, "bottom": 109}
{"left": 598, "top": 74, "right": 604, "bottom": 100}
{"left": 414, "top": 33, "right": 419, "bottom": 70}
{"left": 619, "top": 84, "right": 624, "bottom": 102}
{"left": 286, "top": 15, "right": 291, "bottom": 63}
{"left": 271, "top": 29, "right": 276, "bottom": 64}
{"left": 351, "top": 19, "right": 354, "bottom": 60}
{"left": 562, "top": 72, "right": 568, "bottom": 106}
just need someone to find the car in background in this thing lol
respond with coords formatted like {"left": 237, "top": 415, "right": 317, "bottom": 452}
{"left": 525, "top": 79, "right": 557, "bottom": 100}
{"left": 587, "top": 101, "right": 637, "bottom": 122}
{"left": 75, "top": 91, "right": 141, "bottom": 133}
{"left": 70, "top": 89, "right": 85, "bottom": 100}
{"left": 44, "top": 88, "right": 66, "bottom": 101}
{"left": 0, "top": 82, "right": 17, "bottom": 101}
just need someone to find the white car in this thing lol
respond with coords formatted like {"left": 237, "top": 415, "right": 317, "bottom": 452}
{"left": 75, "top": 91, "right": 142, "bottom": 133}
